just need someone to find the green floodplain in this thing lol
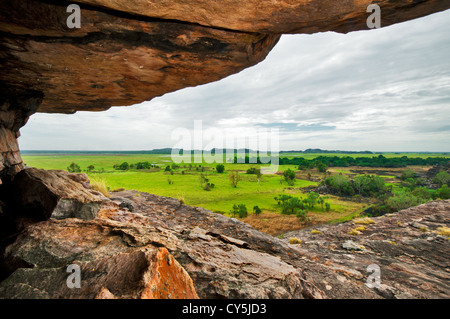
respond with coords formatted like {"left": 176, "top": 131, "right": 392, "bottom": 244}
{"left": 21, "top": 151, "right": 450, "bottom": 236}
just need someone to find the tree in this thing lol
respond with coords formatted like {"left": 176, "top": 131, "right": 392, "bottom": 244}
{"left": 434, "top": 171, "right": 450, "bottom": 187}
{"left": 400, "top": 169, "right": 417, "bottom": 181}
{"left": 67, "top": 162, "right": 81, "bottom": 173}
{"left": 296, "top": 209, "right": 309, "bottom": 223}
{"left": 216, "top": 164, "right": 225, "bottom": 173}
{"left": 385, "top": 190, "right": 425, "bottom": 212}
{"left": 278, "top": 196, "right": 306, "bottom": 215}
{"left": 87, "top": 165, "right": 95, "bottom": 172}
{"left": 231, "top": 204, "right": 248, "bottom": 218}
{"left": 304, "top": 192, "right": 320, "bottom": 209}
{"left": 435, "top": 185, "right": 450, "bottom": 199}
{"left": 274, "top": 194, "right": 294, "bottom": 206}
{"left": 229, "top": 171, "right": 240, "bottom": 188}
{"left": 316, "top": 161, "right": 328, "bottom": 173}
{"left": 246, "top": 167, "right": 261, "bottom": 176}
{"left": 318, "top": 196, "right": 325, "bottom": 210}
{"left": 253, "top": 206, "right": 262, "bottom": 215}
{"left": 118, "top": 162, "right": 129, "bottom": 171}
{"left": 283, "top": 169, "right": 296, "bottom": 186}
{"left": 136, "top": 162, "right": 152, "bottom": 170}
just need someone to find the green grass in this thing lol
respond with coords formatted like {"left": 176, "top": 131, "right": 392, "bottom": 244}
{"left": 23, "top": 152, "right": 441, "bottom": 234}
{"left": 89, "top": 170, "right": 317, "bottom": 214}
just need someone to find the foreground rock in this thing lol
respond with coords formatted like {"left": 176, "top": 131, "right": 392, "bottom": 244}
{"left": 46, "top": 0, "right": 450, "bottom": 34}
{"left": 283, "top": 200, "right": 450, "bottom": 299}
{"left": 1, "top": 174, "right": 448, "bottom": 298}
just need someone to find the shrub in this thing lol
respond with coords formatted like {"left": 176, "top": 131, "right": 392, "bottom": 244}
{"left": 135, "top": 162, "right": 152, "bottom": 170}
{"left": 87, "top": 165, "right": 95, "bottom": 172}
{"left": 434, "top": 185, "right": 450, "bottom": 199}
{"left": 400, "top": 169, "right": 417, "bottom": 181}
{"left": 253, "top": 205, "right": 262, "bottom": 215}
{"left": 280, "top": 197, "right": 306, "bottom": 215}
{"left": 433, "top": 171, "right": 450, "bottom": 187}
{"left": 216, "top": 164, "right": 225, "bottom": 173}
{"left": 324, "top": 174, "right": 386, "bottom": 197}
{"left": 303, "top": 192, "right": 320, "bottom": 209}
{"left": 246, "top": 167, "right": 261, "bottom": 176}
{"left": 385, "top": 190, "right": 425, "bottom": 212}
{"left": 310, "top": 230, "right": 322, "bottom": 235}
{"left": 283, "top": 169, "right": 296, "bottom": 186}
{"left": 177, "top": 195, "right": 185, "bottom": 205}
{"left": 116, "top": 162, "right": 129, "bottom": 171}
{"left": 67, "top": 162, "right": 81, "bottom": 173}
{"left": 296, "top": 209, "right": 309, "bottom": 223}
{"left": 229, "top": 171, "right": 240, "bottom": 188}
{"left": 411, "top": 187, "right": 433, "bottom": 200}
{"left": 274, "top": 194, "right": 294, "bottom": 206}
{"left": 316, "top": 161, "right": 328, "bottom": 173}
{"left": 203, "top": 182, "right": 215, "bottom": 191}
{"left": 231, "top": 204, "right": 248, "bottom": 218}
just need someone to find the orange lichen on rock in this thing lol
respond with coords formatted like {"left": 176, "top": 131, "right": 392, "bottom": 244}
{"left": 142, "top": 248, "right": 199, "bottom": 299}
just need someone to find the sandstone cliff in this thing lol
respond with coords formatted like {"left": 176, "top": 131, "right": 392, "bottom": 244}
{"left": 1, "top": 0, "right": 450, "bottom": 300}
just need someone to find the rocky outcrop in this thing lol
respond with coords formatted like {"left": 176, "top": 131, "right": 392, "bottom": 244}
{"left": 283, "top": 200, "right": 450, "bottom": 299}
{"left": 0, "top": 188, "right": 326, "bottom": 299}
{"left": 1, "top": 0, "right": 450, "bottom": 299}
{"left": 1, "top": 0, "right": 281, "bottom": 114}
{"left": 65, "top": 0, "right": 450, "bottom": 34}
{"left": 1, "top": 0, "right": 450, "bottom": 181}
{"left": 1, "top": 172, "right": 448, "bottom": 299}
{"left": 10, "top": 168, "right": 103, "bottom": 224}
{"left": 1, "top": 242, "right": 198, "bottom": 299}
{"left": 0, "top": 88, "right": 43, "bottom": 182}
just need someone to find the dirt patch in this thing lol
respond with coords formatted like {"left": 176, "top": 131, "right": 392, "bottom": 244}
{"left": 240, "top": 212, "right": 306, "bottom": 236}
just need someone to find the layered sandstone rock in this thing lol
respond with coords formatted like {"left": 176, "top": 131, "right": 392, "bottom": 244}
{"left": 1, "top": 0, "right": 450, "bottom": 300}
{"left": 0, "top": 0, "right": 280, "bottom": 114}
{"left": 10, "top": 167, "right": 103, "bottom": 223}
{"left": 67, "top": 0, "right": 450, "bottom": 34}
{"left": 283, "top": 200, "right": 450, "bottom": 299}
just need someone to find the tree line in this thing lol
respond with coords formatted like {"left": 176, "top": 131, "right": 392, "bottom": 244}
{"left": 233, "top": 155, "right": 449, "bottom": 169}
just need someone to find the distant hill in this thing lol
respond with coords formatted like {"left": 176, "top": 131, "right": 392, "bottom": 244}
{"left": 21, "top": 148, "right": 449, "bottom": 156}
{"left": 280, "top": 149, "right": 374, "bottom": 154}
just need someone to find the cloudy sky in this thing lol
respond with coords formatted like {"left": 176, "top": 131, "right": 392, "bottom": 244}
{"left": 20, "top": 9, "right": 450, "bottom": 152}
